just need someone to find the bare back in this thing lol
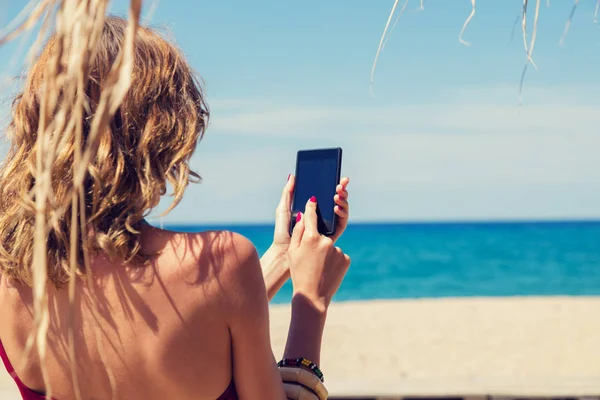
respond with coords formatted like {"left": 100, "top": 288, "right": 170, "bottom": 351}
{"left": 0, "top": 224, "right": 241, "bottom": 400}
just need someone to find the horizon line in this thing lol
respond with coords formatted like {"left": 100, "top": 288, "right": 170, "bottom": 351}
{"left": 152, "top": 217, "right": 600, "bottom": 227}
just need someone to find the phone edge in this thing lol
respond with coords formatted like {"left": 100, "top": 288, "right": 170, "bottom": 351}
{"left": 288, "top": 150, "right": 302, "bottom": 236}
{"left": 328, "top": 147, "right": 343, "bottom": 237}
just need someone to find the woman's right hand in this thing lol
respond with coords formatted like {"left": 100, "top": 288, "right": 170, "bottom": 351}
{"left": 288, "top": 196, "right": 351, "bottom": 311}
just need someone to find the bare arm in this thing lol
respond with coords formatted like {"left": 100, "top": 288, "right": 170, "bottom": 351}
{"left": 282, "top": 295, "right": 326, "bottom": 365}
{"left": 260, "top": 246, "right": 289, "bottom": 301}
{"left": 225, "top": 234, "right": 326, "bottom": 399}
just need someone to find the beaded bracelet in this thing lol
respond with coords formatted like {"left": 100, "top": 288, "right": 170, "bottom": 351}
{"left": 277, "top": 358, "right": 324, "bottom": 382}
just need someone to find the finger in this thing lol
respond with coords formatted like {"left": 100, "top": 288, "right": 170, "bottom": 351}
{"left": 344, "top": 253, "right": 351, "bottom": 266}
{"left": 334, "top": 246, "right": 343, "bottom": 255}
{"left": 284, "top": 174, "right": 295, "bottom": 194}
{"left": 336, "top": 184, "right": 348, "bottom": 199}
{"left": 289, "top": 212, "right": 304, "bottom": 249}
{"left": 276, "top": 174, "right": 295, "bottom": 214}
{"left": 334, "top": 205, "right": 348, "bottom": 219}
{"left": 334, "top": 194, "right": 349, "bottom": 209}
{"left": 302, "top": 196, "right": 318, "bottom": 238}
{"left": 339, "top": 176, "right": 350, "bottom": 189}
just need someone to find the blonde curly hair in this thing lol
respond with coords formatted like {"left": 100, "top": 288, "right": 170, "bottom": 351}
{"left": 0, "top": 15, "right": 209, "bottom": 288}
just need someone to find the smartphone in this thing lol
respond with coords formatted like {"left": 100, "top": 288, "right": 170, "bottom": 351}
{"left": 289, "top": 147, "right": 343, "bottom": 237}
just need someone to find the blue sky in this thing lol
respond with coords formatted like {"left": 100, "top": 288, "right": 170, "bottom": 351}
{"left": 1, "top": 0, "right": 600, "bottom": 223}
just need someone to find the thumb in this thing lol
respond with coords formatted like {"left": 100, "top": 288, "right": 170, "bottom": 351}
{"left": 289, "top": 212, "right": 304, "bottom": 249}
{"left": 276, "top": 174, "right": 295, "bottom": 215}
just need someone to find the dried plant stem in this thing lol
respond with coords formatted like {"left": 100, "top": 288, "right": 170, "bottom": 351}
{"left": 521, "top": 0, "right": 530, "bottom": 59}
{"left": 510, "top": 13, "right": 520, "bottom": 43}
{"left": 525, "top": 0, "right": 539, "bottom": 69}
{"left": 382, "top": 0, "right": 410, "bottom": 51}
{"left": 559, "top": 0, "right": 580, "bottom": 45}
{"left": 369, "top": 0, "right": 588, "bottom": 98}
{"left": 519, "top": 0, "right": 541, "bottom": 103}
{"left": 0, "top": 0, "right": 56, "bottom": 46}
{"left": 2, "top": 1, "right": 142, "bottom": 399}
{"left": 370, "top": 0, "right": 404, "bottom": 94}
{"left": 68, "top": 195, "right": 82, "bottom": 400}
{"left": 143, "top": 0, "right": 160, "bottom": 23}
{"left": 459, "top": 0, "right": 476, "bottom": 46}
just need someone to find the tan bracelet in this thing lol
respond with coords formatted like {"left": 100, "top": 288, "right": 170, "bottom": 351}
{"left": 279, "top": 366, "right": 329, "bottom": 400}
{"left": 283, "top": 382, "right": 320, "bottom": 400}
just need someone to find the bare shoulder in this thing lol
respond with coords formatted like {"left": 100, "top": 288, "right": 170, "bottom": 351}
{"left": 185, "top": 230, "right": 267, "bottom": 319}
{"left": 177, "top": 229, "right": 258, "bottom": 272}
{"left": 162, "top": 229, "right": 262, "bottom": 288}
{"left": 200, "top": 230, "right": 263, "bottom": 292}
{"left": 146, "top": 226, "right": 265, "bottom": 314}
{"left": 145, "top": 225, "right": 253, "bottom": 273}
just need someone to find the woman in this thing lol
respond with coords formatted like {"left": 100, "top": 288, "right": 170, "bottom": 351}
{"left": 0, "top": 16, "right": 351, "bottom": 400}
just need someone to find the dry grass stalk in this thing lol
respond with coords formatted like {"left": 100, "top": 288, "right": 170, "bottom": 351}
{"left": 560, "top": 0, "right": 580, "bottom": 45}
{"left": 382, "top": 0, "right": 410, "bottom": 51}
{"left": 1, "top": 1, "right": 142, "bottom": 399}
{"left": 370, "top": 0, "right": 407, "bottom": 95}
{"left": 459, "top": 0, "right": 476, "bottom": 46}
{"left": 370, "top": 0, "right": 591, "bottom": 95}
{"left": 0, "top": 0, "right": 55, "bottom": 46}
{"left": 519, "top": 0, "right": 541, "bottom": 104}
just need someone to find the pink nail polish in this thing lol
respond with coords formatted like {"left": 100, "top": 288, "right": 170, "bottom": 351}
{"left": 287, "top": 174, "right": 291, "bottom": 181}
{"left": 296, "top": 212, "right": 302, "bottom": 222}
{"left": 309, "top": 196, "right": 317, "bottom": 203}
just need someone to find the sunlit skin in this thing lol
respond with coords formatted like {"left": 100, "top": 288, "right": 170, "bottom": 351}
{"left": 261, "top": 176, "right": 350, "bottom": 301}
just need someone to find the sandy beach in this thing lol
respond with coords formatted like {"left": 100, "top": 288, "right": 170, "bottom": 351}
{"left": 2, "top": 297, "right": 599, "bottom": 399}
{"left": 269, "top": 296, "right": 600, "bottom": 398}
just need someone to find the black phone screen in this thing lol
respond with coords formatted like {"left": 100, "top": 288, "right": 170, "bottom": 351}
{"left": 290, "top": 148, "right": 342, "bottom": 236}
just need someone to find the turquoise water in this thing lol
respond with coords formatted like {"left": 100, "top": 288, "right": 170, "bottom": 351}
{"left": 166, "top": 221, "right": 600, "bottom": 304}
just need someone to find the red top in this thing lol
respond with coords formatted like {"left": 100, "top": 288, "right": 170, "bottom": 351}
{"left": 0, "top": 340, "right": 238, "bottom": 400}
{"left": 0, "top": 340, "right": 48, "bottom": 400}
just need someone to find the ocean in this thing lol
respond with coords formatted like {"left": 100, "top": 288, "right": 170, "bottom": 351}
{"left": 166, "top": 221, "right": 600, "bottom": 304}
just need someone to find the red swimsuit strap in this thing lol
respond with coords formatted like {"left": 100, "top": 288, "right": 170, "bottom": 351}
{"left": 0, "top": 340, "right": 51, "bottom": 400}
{"left": 2, "top": 339, "right": 235, "bottom": 400}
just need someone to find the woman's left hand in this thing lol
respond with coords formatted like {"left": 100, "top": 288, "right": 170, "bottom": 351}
{"left": 261, "top": 175, "right": 350, "bottom": 300}
{"left": 271, "top": 175, "right": 296, "bottom": 251}
{"left": 272, "top": 175, "right": 350, "bottom": 251}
